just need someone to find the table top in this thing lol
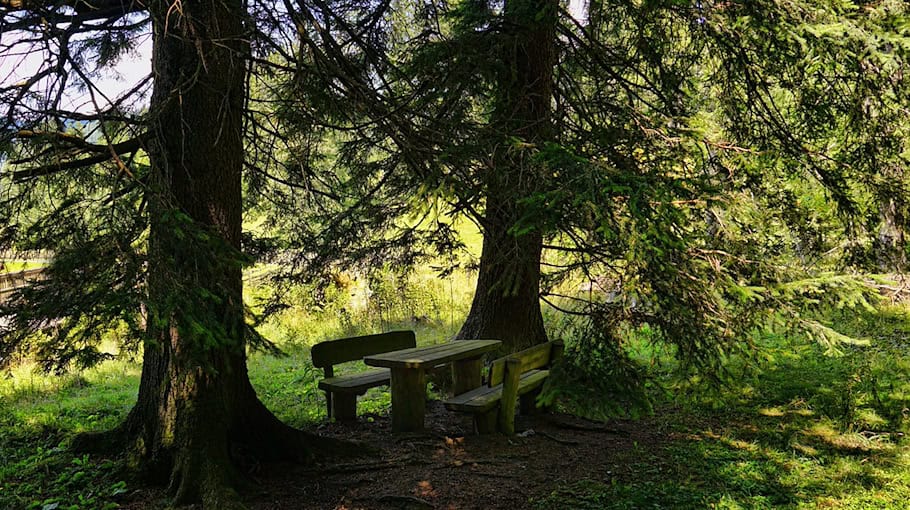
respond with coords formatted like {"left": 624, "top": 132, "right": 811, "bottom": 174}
{"left": 363, "top": 339, "right": 501, "bottom": 369}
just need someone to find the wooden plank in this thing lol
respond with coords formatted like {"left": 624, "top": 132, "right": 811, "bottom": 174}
{"left": 498, "top": 358, "right": 521, "bottom": 435}
{"left": 475, "top": 409, "right": 498, "bottom": 434}
{"left": 366, "top": 340, "right": 500, "bottom": 365}
{"left": 514, "top": 370, "right": 549, "bottom": 395}
{"left": 444, "top": 370, "right": 549, "bottom": 412}
{"left": 444, "top": 385, "right": 502, "bottom": 413}
{"left": 490, "top": 341, "right": 556, "bottom": 386}
{"left": 390, "top": 367, "right": 426, "bottom": 432}
{"left": 318, "top": 368, "right": 391, "bottom": 393}
{"left": 311, "top": 330, "right": 416, "bottom": 368}
{"left": 365, "top": 342, "right": 466, "bottom": 365}
{"left": 333, "top": 393, "right": 357, "bottom": 421}
{"left": 364, "top": 340, "right": 501, "bottom": 369}
{"left": 323, "top": 366, "right": 334, "bottom": 418}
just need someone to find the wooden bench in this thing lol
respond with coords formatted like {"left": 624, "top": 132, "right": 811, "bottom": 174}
{"left": 444, "top": 340, "right": 563, "bottom": 434}
{"left": 311, "top": 330, "right": 416, "bottom": 421}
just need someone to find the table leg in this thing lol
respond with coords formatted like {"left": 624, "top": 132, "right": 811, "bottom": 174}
{"left": 451, "top": 357, "right": 482, "bottom": 395}
{"left": 390, "top": 367, "right": 426, "bottom": 432}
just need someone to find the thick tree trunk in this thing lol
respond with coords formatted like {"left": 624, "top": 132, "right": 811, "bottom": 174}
{"left": 457, "top": 0, "right": 557, "bottom": 353}
{"left": 74, "top": 2, "right": 350, "bottom": 507}
{"left": 458, "top": 206, "right": 546, "bottom": 352}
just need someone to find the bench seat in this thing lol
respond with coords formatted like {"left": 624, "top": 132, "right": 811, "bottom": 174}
{"left": 311, "top": 330, "right": 416, "bottom": 421}
{"left": 318, "top": 368, "right": 391, "bottom": 394}
{"left": 443, "top": 340, "right": 563, "bottom": 434}
{"left": 444, "top": 369, "right": 549, "bottom": 413}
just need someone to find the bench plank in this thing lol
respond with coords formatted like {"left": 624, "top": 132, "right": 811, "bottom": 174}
{"left": 312, "top": 330, "right": 417, "bottom": 421}
{"left": 318, "top": 368, "right": 391, "bottom": 394}
{"left": 445, "top": 340, "right": 563, "bottom": 434}
{"left": 444, "top": 369, "right": 550, "bottom": 412}
{"left": 499, "top": 358, "right": 521, "bottom": 435}
{"left": 312, "top": 330, "right": 416, "bottom": 368}
{"left": 490, "top": 342, "right": 554, "bottom": 386}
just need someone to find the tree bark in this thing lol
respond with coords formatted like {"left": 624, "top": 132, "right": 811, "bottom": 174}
{"left": 457, "top": 0, "right": 557, "bottom": 353}
{"left": 458, "top": 208, "right": 547, "bottom": 352}
{"left": 73, "top": 2, "right": 353, "bottom": 507}
{"left": 874, "top": 168, "right": 907, "bottom": 272}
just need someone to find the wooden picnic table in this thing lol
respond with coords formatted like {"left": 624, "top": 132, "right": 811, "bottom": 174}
{"left": 364, "top": 339, "right": 501, "bottom": 432}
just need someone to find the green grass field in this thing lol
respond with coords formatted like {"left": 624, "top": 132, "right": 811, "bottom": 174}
{"left": 0, "top": 260, "right": 45, "bottom": 273}
{"left": 3, "top": 283, "right": 910, "bottom": 509}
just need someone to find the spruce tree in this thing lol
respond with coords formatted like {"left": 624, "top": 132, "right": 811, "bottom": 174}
{"left": 0, "top": 2, "right": 351, "bottom": 506}
{"left": 253, "top": 0, "right": 910, "bottom": 364}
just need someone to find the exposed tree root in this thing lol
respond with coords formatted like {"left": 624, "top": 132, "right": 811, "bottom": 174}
{"left": 546, "top": 416, "right": 629, "bottom": 434}
{"left": 169, "top": 446, "right": 246, "bottom": 510}
{"left": 70, "top": 393, "right": 372, "bottom": 509}
{"left": 537, "top": 431, "right": 581, "bottom": 445}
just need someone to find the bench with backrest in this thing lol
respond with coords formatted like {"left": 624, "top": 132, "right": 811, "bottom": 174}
{"left": 444, "top": 340, "right": 564, "bottom": 434}
{"left": 311, "top": 330, "right": 416, "bottom": 421}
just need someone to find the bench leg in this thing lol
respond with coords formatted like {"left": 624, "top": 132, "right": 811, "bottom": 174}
{"left": 390, "top": 367, "right": 426, "bottom": 432}
{"left": 520, "top": 388, "right": 542, "bottom": 416}
{"left": 325, "top": 391, "right": 334, "bottom": 420}
{"left": 333, "top": 393, "right": 358, "bottom": 421}
{"left": 474, "top": 408, "right": 498, "bottom": 434}
{"left": 498, "top": 358, "right": 521, "bottom": 435}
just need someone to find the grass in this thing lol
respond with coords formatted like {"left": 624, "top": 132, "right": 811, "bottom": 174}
{"left": 0, "top": 260, "right": 46, "bottom": 273}
{"left": 534, "top": 306, "right": 910, "bottom": 509}
{"left": 4, "top": 283, "right": 910, "bottom": 508}
{"left": 0, "top": 360, "right": 138, "bottom": 509}
{"left": 0, "top": 265, "right": 470, "bottom": 509}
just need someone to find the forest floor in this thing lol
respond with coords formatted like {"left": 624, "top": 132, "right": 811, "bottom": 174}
{"left": 113, "top": 396, "right": 909, "bottom": 510}
{"left": 118, "top": 402, "right": 667, "bottom": 510}
{"left": 251, "top": 404, "right": 646, "bottom": 510}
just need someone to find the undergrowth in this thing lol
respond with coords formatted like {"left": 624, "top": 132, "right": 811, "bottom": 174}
{"left": 3, "top": 271, "right": 910, "bottom": 508}
{"left": 535, "top": 304, "right": 910, "bottom": 509}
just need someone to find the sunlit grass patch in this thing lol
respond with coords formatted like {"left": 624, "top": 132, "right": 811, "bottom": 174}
{"left": 803, "top": 423, "right": 892, "bottom": 455}
{"left": 537, "top": 304, "right": 910, "bottom": 509}
{"left": 0, "top": 359, "right": 138, "bottom": 510}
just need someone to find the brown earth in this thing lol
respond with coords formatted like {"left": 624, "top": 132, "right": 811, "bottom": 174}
{"left": 254, "top": 402, "right": 652, "bottom": 510}
{"left": 121, "top": 402, "right": 659, "bottom": 509}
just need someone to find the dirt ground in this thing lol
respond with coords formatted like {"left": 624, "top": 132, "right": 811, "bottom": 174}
{"left": 117, "top": 402, "right": 657, "bottom": 509}
{"left": 242, "top": 402, "right": 654, "bottom": 510}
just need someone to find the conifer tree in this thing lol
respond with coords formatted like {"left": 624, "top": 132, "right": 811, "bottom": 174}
{"left": 256, "top": 0, "right": 910, "bottom": 363}
{"left": 0, "top": 1, "right": 351, "bottom": 506}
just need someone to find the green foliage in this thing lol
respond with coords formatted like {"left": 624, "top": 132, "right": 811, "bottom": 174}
{"left": 250, "top": 263, "right": 474, "bottom": 347}
{"left": 2, "top": 273, "right": 910, "bottom": 508}
{"left": 0, "top": 361, "right": 137, "bottom": 510}
{"left": 245, "top": 0, "right": 910, "bottom": 377}
{"left": 534, "top": 305, "right": 910, "bottom": 509}
{"left": 540, "top": 322, "right": 653, "bottom": 420}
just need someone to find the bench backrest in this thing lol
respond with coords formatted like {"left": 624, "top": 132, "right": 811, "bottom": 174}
{"left": 311, "top": 330, "right": 416, "bottom": 369}
{"left": 488, "top": 340, "right": 564, "bottom": 387}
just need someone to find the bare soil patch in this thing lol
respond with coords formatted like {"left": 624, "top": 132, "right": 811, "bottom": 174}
{"left": 243, "top": 402, "right": 654, "bottom": 510}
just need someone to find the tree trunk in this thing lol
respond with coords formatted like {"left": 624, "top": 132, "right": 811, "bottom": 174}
{"left": 875, "top": 171, "right": 907, "bottom": 272}
{"left": 74, "top": 2, "right": 350, "bottom": 506}
{"left": 457, "top": 0, "right": 557, "bottom": 353}
{"left": 457, "top": 207, "right": 547, "bottom": 352}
